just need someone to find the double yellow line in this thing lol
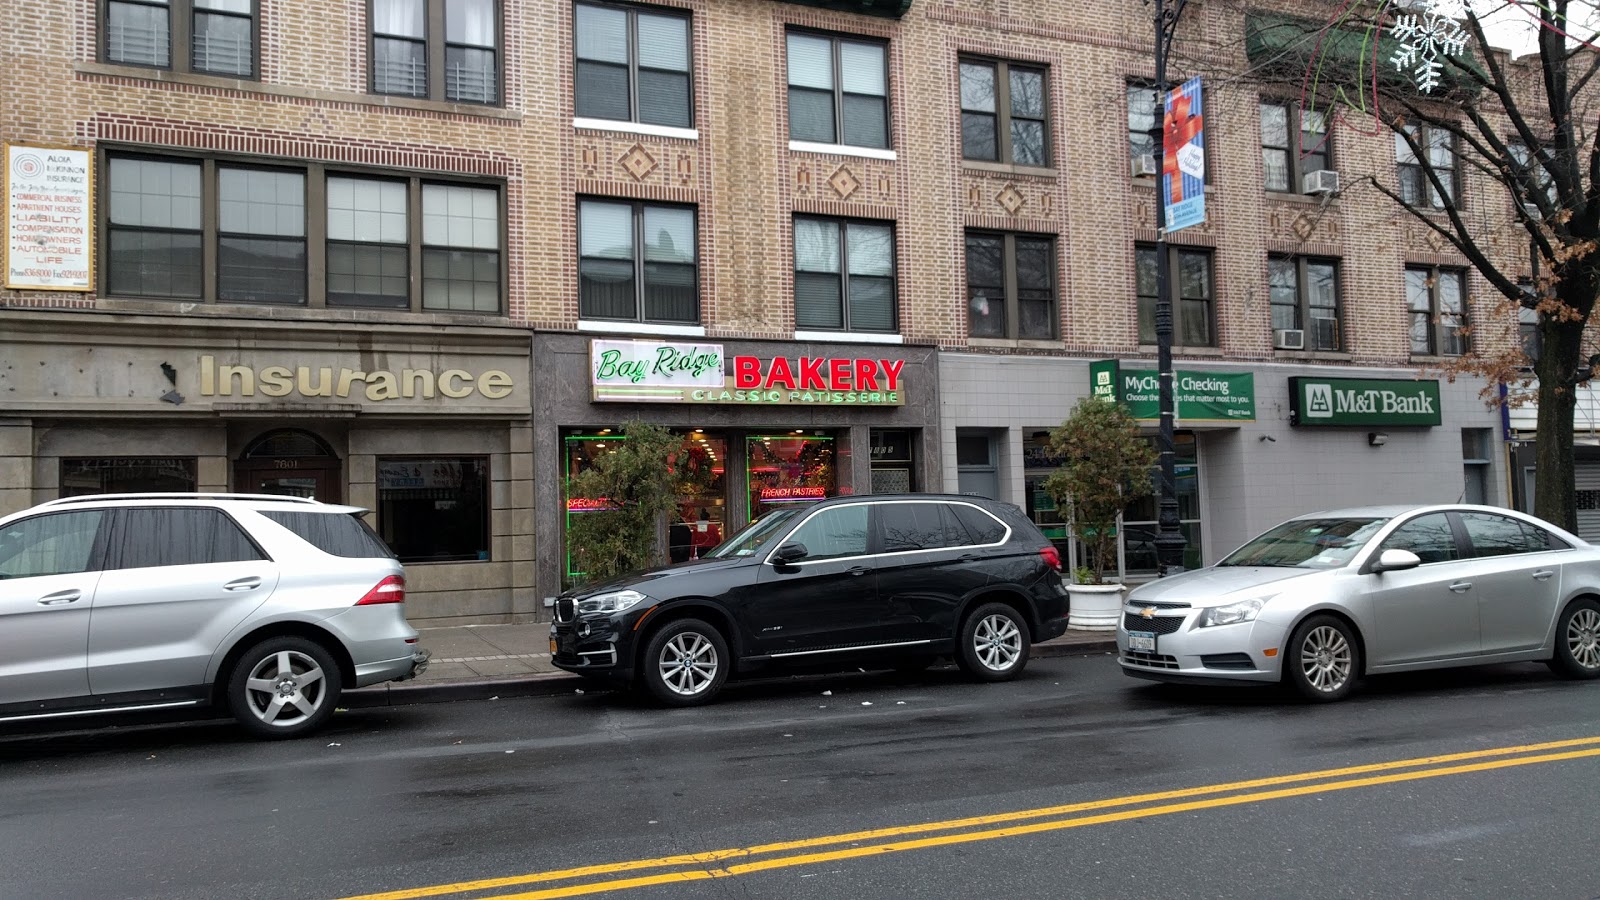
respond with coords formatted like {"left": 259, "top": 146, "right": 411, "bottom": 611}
{"left": 338, "top": 735, "right": 1600, "bottom": 900}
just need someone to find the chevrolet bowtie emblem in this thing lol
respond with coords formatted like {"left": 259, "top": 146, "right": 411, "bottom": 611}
{"left": 1140, "top": 607, "right": 1157, "bottom": 619}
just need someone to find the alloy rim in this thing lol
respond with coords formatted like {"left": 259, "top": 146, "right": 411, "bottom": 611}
{"left": 243, "top": 650, "right": 326, "bottom": 727}
{"left": 1300, "top": 625, "right": 1352, "bottom": 693}
{"left": 659, "top": 632, "right": 718, "bottom": 695}
{"left": 1568, "top": 608, "right": 1600, "bottom": 670}
{"left": 974, "top": 614, "right": 1022, "bottom": 671}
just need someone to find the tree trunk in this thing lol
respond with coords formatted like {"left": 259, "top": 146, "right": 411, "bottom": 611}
{"left": 1532, "top": 292, "right": 1583, "bottom": 531}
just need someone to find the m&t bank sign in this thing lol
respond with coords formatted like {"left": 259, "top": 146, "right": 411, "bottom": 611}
{"left": 1290, "top": 377, "right": 1443, "bottom": 427}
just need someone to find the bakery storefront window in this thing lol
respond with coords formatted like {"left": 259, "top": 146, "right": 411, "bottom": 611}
{"left": 747, "top": 433, "right": 836, "bottom": 520}
{"left": 377, "top": 457, "right": 490, "bottom": 563}
{"left": 1021, "top": 430, "right": 1070, "bottom": 561}
{"left": 60, "top": 457, "right": 198, "bottom": 496}
{"left": 564, "top": 430, "right": 729, "bottom": 576}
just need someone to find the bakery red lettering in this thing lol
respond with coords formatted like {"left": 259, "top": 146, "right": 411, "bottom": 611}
{"left": 734, "top": 356, "right": 761, "bottom": 388}
{"left": 881, "top": 359, "right": 905, "bottom": 392}
{"left": 828, "top": 358, "right": 852, "bottom": 390}
{"left": 854, "top": 359, "right": 879, "bottom": 391}
{"left": 799, "top": 356, "right": 826, "bottom": 390}
{"left": 767, "top": 356, "right": 797, "bottom": 390}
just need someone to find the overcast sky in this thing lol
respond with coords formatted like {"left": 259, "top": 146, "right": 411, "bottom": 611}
{"left": 1458, "top": 0, "right": 1600, "bottom": 57}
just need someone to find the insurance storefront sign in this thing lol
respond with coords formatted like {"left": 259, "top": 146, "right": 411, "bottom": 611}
{"left": 1289, "top": 376, "right": 1442, "bottom": 426}
{"left": 590, "top": 339, "right": 906, "bottom": 406}
{"left": 1090, "top": 360, "right": 1255, "bottom": 422}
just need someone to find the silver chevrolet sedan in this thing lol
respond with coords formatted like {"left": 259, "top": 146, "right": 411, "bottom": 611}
{"left": 1117, "top": 505, "right": 1600, "bottom": 701}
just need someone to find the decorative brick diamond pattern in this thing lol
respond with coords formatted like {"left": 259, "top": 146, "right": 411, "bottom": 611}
{"left": 828, "top": 165, "right": 861, "bottom": 200}
{"left": 997, "top": 183, "right": 1025, "bottom": 215}
{"left": 620, "top": 143, "right": 658, "bottom": 182}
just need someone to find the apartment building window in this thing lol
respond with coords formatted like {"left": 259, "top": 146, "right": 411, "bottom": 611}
{"left": 371, "top": 0, "right": 499, "bottom": 104}
{"left": 579, "top": 199, "right": 698, "bottom": 324}
{"left": 1396, "top": 124, "right": 1458, "bottom": 209}
{"left": 102, "top": 0, "right": 256, "bottom": 77}
{"left": 103, "top": 151, "right": 504, "bottom": 313}
{"left": 794, "top": 217, "right": 896, "bottom": 332}
{"left": 959, "top": 59, "right": 1048, "bottom": 167}
{"left": 219, "top": 167, "right": 307, "bottom": 304}
{"left": 965, "top": 232, "right": 1056, "bottom": 339}
{"left": 1268, "top": 256, "right": 1341, "bottom": 351}
{"left": 1406, "top": 265, "right": 1468, "bottom": 356}
{"left": 787, "top": 32, "right": 889, "bottom": 150}
{"left": 1260, "top": 100, "right": 1329, "bottom": 193}
{"left": 1509, "top": 142, "right": 1559, "bottom": 206}
{"left": 1136, "top": 244, "right": 1213, "bottom": 346}
{"left": 574, "top": 2, "right": 692, "bottom": 128}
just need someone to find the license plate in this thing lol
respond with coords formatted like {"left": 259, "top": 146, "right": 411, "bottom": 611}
{"left": 1128, "top": 631, "right": 1156, "bottom": 652}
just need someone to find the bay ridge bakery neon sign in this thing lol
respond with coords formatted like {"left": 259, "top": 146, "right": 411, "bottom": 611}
{"left": 589, "top": 339, "right": 906, "bottom": 406}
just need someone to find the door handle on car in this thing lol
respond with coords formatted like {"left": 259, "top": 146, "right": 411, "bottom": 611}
{"left": 1449, "top": 581, "right": 1473, "bottom": 593}
{"left": 224, "top": 577, "right": 262, "bottom": 592}
{"left": 847, "top": 566, "right": 871, "bottom": 577}
{"left": 37, "top": 590, "right": 81, "bottom": 606}
{"left": 1532, "top": 570, "right": 1555, "bottom": 582}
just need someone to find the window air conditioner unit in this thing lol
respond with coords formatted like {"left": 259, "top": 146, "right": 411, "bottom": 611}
{"left": 1303, "top": 169, "right": 1339, "bottom": 195}
{"left": 1274, "top": 328, "right": 1306, "bottom": 350}
{"left": 1133, "top": 154, "right": 1159, "bottom": 177}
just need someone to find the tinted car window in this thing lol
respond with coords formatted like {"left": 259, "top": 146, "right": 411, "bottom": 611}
{"left": 116, "top": 508, "right": 264, "bottom": 568}
{"left": 785, "top": 505, "right": 869, "bottom": 560}
{"left": 261, "top": 511, "right": 395, "bottom": 559}
{"left": 1460, "top": 513, "right": 1547, "bottom": 557}
{"left": 937, "top": 503, "right": 976, "bottom": 547}
{"left": 0, "top": 511, "right": 104, "bottom": 579}
{"left": 950, "top": 503, "right": 1005, "bottom": 544}
{"left": 880, "top": 503, "right": 951, "bottom": 552}
{"left": 1380, "top": 513, "right": 1458, "bottom": 564}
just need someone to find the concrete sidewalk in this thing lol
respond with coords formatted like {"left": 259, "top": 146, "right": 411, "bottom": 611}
{"left": 345, "top": 623, "right": 1118, "bottom": 707}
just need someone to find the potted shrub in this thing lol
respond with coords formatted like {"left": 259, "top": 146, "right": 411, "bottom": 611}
{"left": 565, "top": 420, "right": 683, "bottom": 585}
{"left": 1042, "top": 396, "right": 1157, "bottom": 630}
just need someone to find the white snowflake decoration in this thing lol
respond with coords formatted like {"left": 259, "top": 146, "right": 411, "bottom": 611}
{"left": 1390, "top": 0, "right": 1470, "bottom": 93}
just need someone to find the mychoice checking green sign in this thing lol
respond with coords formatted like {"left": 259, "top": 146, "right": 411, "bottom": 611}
{"left": 1090, "top": 360, "right": 1255, "bottom": 422}
{"left": 1290, "top": 376, "right": 1442, "bottom": 426}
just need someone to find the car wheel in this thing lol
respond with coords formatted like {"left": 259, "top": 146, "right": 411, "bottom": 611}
{"left": 1285, "top": 615, "right": 1360, "bottom": 702}
{"left": 640, "top": 618, "right": 729, "bottom": 707}
{"left": 956, "top": 603, "right": 1030, "bottom": 682}
{"left": 227, "top": 636, "right": 343, "bottom": 740}
{"left": 1548, "top": 598, "right": 1600, "bottom": 679}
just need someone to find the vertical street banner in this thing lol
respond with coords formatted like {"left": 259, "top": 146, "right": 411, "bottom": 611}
{"left": 4, "top": 143, "right": 94, "bottom": 291}
{"left": 1162, "top": 77, "right": 1205, "bottom": 234}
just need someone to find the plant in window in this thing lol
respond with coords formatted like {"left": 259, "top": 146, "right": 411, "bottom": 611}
{"left": 1041, "top": 396, "right": 1157, "bottom": 586}
{"left": 565, "top": 420, "right": 686, "bottom": 585}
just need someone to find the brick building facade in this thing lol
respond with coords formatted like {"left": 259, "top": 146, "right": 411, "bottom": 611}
{"left": 2, "top": 0, "right": 1527, "bottom": 618}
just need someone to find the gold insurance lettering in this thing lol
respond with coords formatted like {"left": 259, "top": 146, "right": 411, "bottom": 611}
{"left": 197, "top": 356, "right": 514, "bottom": 401}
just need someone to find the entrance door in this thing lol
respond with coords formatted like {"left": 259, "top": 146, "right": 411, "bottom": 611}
{"left": 234, "top": 429, "right": 342, "bottom": 503}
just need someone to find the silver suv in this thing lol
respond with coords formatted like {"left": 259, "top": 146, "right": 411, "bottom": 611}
{"left": 0, "top": 493, "right": 429, "bottom": 739}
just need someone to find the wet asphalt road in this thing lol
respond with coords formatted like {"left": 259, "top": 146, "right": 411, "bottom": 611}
{"left": 2, "top": 652, "right": 1599, "bottom": 900}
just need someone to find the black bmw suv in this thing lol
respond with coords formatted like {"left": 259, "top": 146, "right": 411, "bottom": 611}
{"left": 550, "top": 494, "right": 1070, "bottom": 706}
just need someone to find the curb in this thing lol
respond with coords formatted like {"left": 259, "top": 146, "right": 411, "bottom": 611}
{"left": 342, "top": 636, "right": 1120, "bottom": 708}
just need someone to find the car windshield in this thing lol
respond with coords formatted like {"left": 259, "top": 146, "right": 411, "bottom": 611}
{"left": 1218, "top": 516, "right": 1390, "bottom": 569}
{"left": 703, "top": 509, "right": 802, "bottom": 559}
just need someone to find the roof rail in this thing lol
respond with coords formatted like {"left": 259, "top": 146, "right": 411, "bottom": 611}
{"left": 37, "top": 493, "right": 324, "bottom": 508}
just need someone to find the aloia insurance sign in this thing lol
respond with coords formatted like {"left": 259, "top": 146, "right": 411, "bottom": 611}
{"left": 590, "top": 339, "right": 905, "bottom": 406}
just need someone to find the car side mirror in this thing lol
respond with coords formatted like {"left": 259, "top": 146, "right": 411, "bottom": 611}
{"left": 1372, "top": 548, "right": 1422, "bottom": 573}
{"left": 773, "top": 542, "right": 809, "bottom": 565}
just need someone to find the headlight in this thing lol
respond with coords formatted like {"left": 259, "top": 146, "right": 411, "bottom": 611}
{"left": 1198, "top": 597, "right": 1268, "bottom": 628}
{"left": 577, "top": 589, "right": 649, "bottom": 615}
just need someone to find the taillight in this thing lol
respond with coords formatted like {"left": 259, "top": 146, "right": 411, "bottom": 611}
{"left": 1038, "top": 546, "right": 1062, "bottom": 572}
{"left": 356, "top": 574, "right": 406, "bottom": 606}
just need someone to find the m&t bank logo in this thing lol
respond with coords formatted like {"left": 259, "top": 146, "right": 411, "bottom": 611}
{"left": 1305, "top": 383, "right": 1334, "bottom": 418}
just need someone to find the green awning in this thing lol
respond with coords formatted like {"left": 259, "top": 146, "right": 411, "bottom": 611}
{"left": 1245, "top": 12, "right": 1483, "bottom": 100}
{"left": 775, "top": 0, "right": 912, "bottom": 19}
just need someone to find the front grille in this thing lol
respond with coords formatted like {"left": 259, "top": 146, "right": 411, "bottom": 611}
{"left": 1122, "top": 650, "right": 1180, "bottom": 669}
{"left": 1200, "top": 653, "right": 1256, "bottom": 670}
{"left": 1140, "top": 601, "right": 1191, "bottom": 610}
{"left": 1124, "top": 612, "right": 1185, "bottom": 635}
{"left": 555, "top": 597, "right": 576, "bottom": 623}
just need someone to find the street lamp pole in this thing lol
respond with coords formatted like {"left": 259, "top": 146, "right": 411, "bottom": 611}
{"left": 1152, "top": 0, "right": 1188, "bottom": 576}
